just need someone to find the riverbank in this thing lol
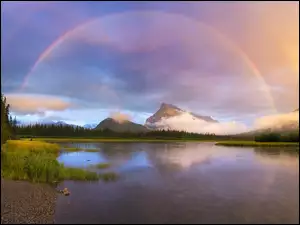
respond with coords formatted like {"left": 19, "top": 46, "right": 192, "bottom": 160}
{"left": 215, "top": 141, "right": 299, "bottom": 147}
{"left": 22, "top": 137, "right": 217, "bottom": 143}
{"left": 1, "top": 140, "right": 104, "bottom": 183}
{"left": 21, "top": 138, "right": 299, "bottom": 148}
{"left": 1, "top": 179, "right": 57, "bottom": 224}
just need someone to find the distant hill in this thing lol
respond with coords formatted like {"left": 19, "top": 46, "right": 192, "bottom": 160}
{"left": 95, "top": 118, "right": 148, "bottom": 133}
{"left": 83, "top": 123, "right": 98, "bottom": 129}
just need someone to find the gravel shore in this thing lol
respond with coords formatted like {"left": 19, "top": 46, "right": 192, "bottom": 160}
{"left": 1, "top": 179, "right": 57, "bottom": 224}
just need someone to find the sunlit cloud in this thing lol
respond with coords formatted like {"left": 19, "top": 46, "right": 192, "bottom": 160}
{"left": 6, "top": 93, "right": 74, "bottom": 116}
{"left": 253, "top": 110, "right": 299, "bottom": 130}
{"left": 148, "top": 110, "right": 299, "bottom": 135}
{"left": 109, "top": 111, "right": 132, "bottom": 123}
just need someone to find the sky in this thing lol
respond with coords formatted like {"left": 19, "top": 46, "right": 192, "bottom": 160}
{"left": 1, "top": 1, "right": 299, "bottom": 127}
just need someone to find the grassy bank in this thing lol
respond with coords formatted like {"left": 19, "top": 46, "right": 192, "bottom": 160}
{"left": 61, "top": 147, "right": 83, "bottom": 152}
{"left": 61, "top": 147, "right": 100, "bottom": 152}
{"left": 1, "top": 140, "right": 115, "bottom": 183}
{"left": 2, "top": 140, "right": 60, "bottom": 154}
{"left": 215, "top": 141, "right": 299, "bottom": 147}
{"left": 22, "top": 137, "right": 216, "bottom": 143}
{"left": 93, "top": 163, "right": 111, "bottom": 169}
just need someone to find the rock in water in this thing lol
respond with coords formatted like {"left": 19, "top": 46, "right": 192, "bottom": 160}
{"left": 63, "top": 188, "right": 70, "bottom": 196}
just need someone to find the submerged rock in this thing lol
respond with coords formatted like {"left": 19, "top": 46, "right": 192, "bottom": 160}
{"left": 63, "top": 188, "right": 70, "bottom": 196}
{"left": 58, "top": 188, "right": 70, "bottom": 196}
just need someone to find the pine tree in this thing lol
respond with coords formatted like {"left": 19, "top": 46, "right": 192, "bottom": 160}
{"left": 1, "top": 94, "right": 12, "bottom": 145}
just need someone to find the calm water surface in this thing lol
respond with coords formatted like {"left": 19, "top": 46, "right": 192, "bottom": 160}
{"left": 55, "top": 142, "right": 299, "bottom": 224}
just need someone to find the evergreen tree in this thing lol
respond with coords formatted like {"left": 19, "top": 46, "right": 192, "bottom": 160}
{"left": 1, "top": 94, "right": 13, "bottom": 145}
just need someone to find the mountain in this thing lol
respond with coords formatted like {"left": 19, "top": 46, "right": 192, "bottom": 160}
{"left": 38, "top": 120, "right": 78, "bottom": 127}
{"left": 95, "top": 118, "right": 148, "bottom": 133}
{"left": 145, "top": 103, "right": 218, "bottom": 130}
{"left": 83, "top": 123, "right": 98, "bottom": 129}
{"left": 55, "top": 121, "right": 68, "bottom": 125}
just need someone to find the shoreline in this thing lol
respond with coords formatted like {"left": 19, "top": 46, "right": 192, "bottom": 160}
{"left": 215, "top": 141, "right": 299, "bottom": 147}
{"left": 1, "top": 179, "right": 57, "bottom": 224}
{"left": 23, "top": 138, "right": 218, "bottom": 143}
{"left": 22, "top": 138, "right": 299, "bottom": 147}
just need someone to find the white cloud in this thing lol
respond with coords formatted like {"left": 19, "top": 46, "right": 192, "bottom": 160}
{"left": 150, "top": 112, "right": 249, "bottom": 135}
{"left": 147, "top": 110, "right": 299, "bottom": 135}
{"left": 253, "top": 110, "right": 299, "bottom": 130}
{"left": 109, "top": 111, "right": 132, "bottom": 123}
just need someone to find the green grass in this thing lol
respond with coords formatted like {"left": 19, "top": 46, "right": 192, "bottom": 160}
{"left": 62, "top": 147, "right": 83, "bottom": 152}
{"left": 23, "top": 137, "right": 216, "bottom": 143}
{"left": 61, "top": 147, "right": 99, "bottom": 152}
{"left": 84, "top": 148, "right": 100, "bottom": 152}
{"left": 1, "top": 140, "right": 101, "bottom": 183}
{"left": 3, "top": 140, "right": 60, "bottom": 154}
{"left": 99, "top": 172, "right": 119, "bottom": 182}
{"left": 62, "top": 167, "right": 99, "bottom": 181}
{"left": 215, "top": 141, "right": 299, "bottom": 147}
{"left": 94, "top": 162, "right": 111, "bottom": 169}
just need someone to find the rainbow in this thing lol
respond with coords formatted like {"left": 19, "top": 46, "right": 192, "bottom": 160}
{"left": 19, "top": 16, "right": 99, "bottom": 91}
{"left": 19, "top": 10, "right": 277, "bottom": 113}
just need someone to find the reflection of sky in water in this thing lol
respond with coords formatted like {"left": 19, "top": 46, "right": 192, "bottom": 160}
{"left": 61, "top": 143, "right": 101, "bottom": 150}
{"left": 57, "top": 152, "right": 107, "bottom": 168}
{"left": 154, "top": 145, "right": 257, "bottom": 169}
{"left": 56, "top": 142, "right": 299, "bottom": 175}
{"left": 54, "top": 143, "right": 299, "bottom": 224}
{"left": 120, "top": 152, "right": 153, "bottom": 171}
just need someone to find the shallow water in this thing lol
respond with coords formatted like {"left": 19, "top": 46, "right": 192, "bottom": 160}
{"left": 55, "top": 142, "right": 299, "bottom": 224}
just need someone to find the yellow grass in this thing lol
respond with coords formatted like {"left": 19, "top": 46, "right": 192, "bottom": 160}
{"left": 2, "top": 140, "right": 60, "bottom": 154}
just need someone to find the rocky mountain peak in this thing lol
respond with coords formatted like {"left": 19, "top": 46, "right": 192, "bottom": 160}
{"left": 145, "top": 103, "right": 218, "bottom": 129}
{"left": 160, "top": 103, "right": 181, "bottom": 111}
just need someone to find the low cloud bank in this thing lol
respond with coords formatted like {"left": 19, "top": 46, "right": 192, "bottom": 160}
{"left": 253, "top": 110, "right": 299, "bottom": 130}
{"left": 148, "top": 110, "right": 299, "bottom": 135}
{"left": 150, "top": 112, "right": 249, "bottom": 135}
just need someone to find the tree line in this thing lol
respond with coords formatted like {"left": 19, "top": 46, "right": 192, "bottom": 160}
{"left": 1, "top": 94, "right": 17, "bottom": 145}
{"left": 16, "top": 123, "right": 299, "bottom": 142}
{"left": 16, "top": 123, "right": 225, "bottom": 140}
{"left": 255, "top": 131, "right": 299, "bottom": 142}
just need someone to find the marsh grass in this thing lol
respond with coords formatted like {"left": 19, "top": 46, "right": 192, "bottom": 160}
{"left": 62, "top": 147, "right": 83, "bottom": 152}
{"left": 84, "top": 148, "right": 100, "bottom": 152}
{"left": 25, "top": 137, "right": 213, "bottom": 143}
{"left": 3, "top": 140, "right": 60, "bottom": 154}
{"left": 1, "top": 140, "right": 100, "bottom": 183}
{"left": 61, "top": 147, "right": 99, "bottom": 152}
{"left": 215, "top": 141, "right": 299, "bottom": 147}
{"left": 100, "top": 172, "right": 119, "bottom": 182}
{"left": 94, "top": 162, "right": 111, "bottom": 169}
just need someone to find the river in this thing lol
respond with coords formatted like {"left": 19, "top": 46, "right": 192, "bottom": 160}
{"left": 55, "top": 142, "right": 299, "bottom": 224}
